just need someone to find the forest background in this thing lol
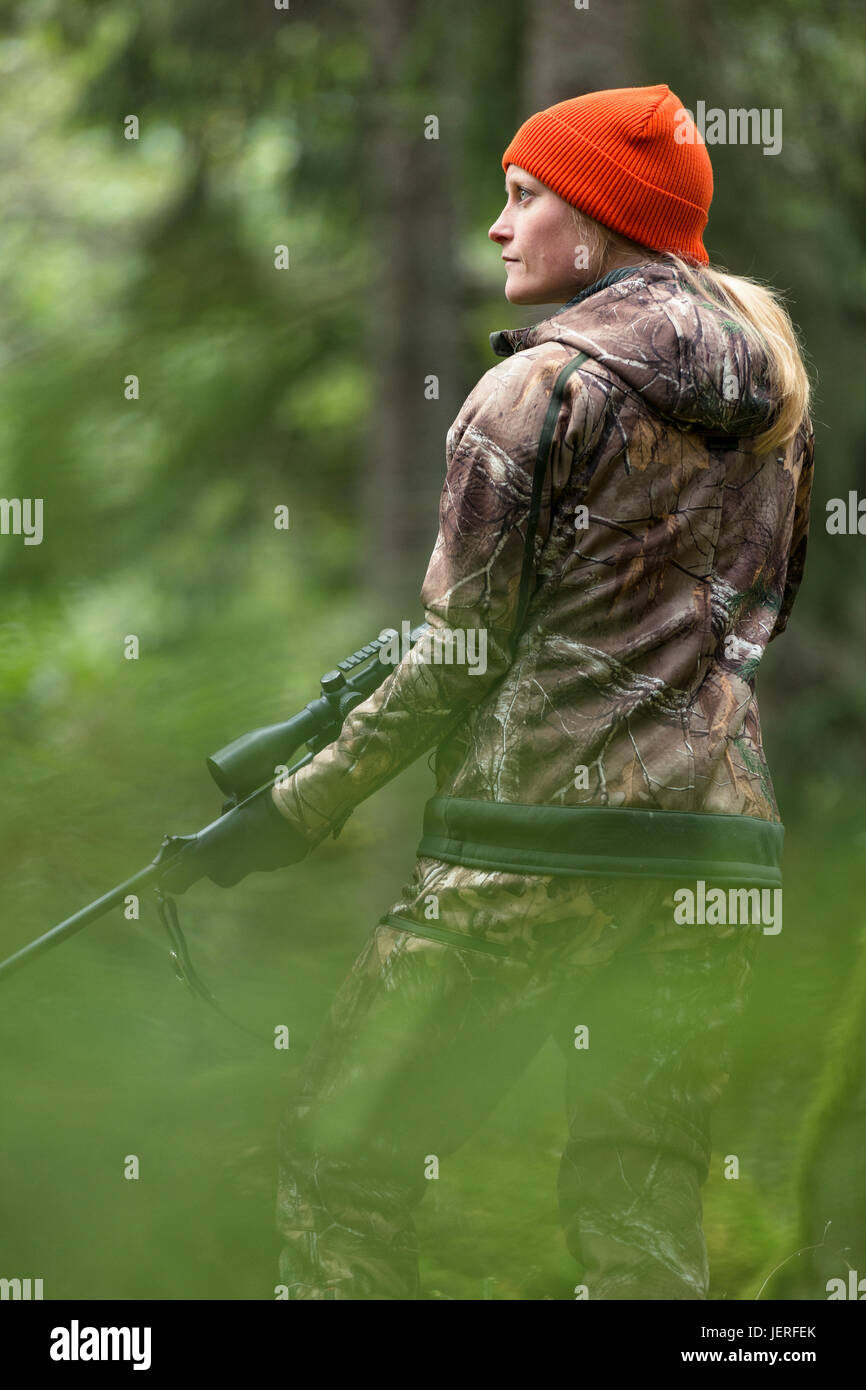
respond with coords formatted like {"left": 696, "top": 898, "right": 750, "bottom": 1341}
{"left": 0, "top": 0, "right": 864, "bottom": 1300}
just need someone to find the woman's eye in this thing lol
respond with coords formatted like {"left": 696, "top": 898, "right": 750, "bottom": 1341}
{"left": 518, "top": 186, "right": 531, "bottom": 201}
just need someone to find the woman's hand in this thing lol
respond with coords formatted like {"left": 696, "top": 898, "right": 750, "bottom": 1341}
{"left": 159, "top": 784, "right": 310, "bottom": 894}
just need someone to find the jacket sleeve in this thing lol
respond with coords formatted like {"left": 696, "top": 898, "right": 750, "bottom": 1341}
{"left": 271, "top": 351, "right": 584, "bottom": 847}
{"left": 769, "top": 413, "right": 814, "bottom": 640}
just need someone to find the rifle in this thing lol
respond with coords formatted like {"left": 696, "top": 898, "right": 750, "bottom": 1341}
{"left": 0, "top": 623, "right": 430, "bottom": 1024}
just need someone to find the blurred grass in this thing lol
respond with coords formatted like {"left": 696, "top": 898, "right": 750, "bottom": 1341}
{"left": 1, "top": 0, "right": 864, "bottom": 1301}
{"left": 1, "top": 572, "right": 863, "bottom": 1298}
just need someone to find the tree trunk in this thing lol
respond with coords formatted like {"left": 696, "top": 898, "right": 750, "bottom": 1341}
{"left": 360, "top": 0, "right": 465, "bottom": 611}
{"left": 522, "top": 0, "right": 638, "bottom": 112}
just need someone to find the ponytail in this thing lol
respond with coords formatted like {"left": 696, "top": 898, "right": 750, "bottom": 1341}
{"left": 664, "top": 254, "right": 813, "bottom": 455}
{"left": 569, "top": 206, "right": 813, "bottom": 454}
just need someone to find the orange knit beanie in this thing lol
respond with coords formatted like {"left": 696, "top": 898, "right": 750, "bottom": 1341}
{"left": 502, "top": 84, "right": 713, "bottom": 265}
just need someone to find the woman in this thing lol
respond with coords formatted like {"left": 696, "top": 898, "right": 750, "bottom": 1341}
{"left": 205, "top": 83, "right": 815, "bottom": 1299}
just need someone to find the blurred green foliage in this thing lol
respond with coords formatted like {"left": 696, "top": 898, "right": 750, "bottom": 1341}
{"left": 0, "top": 0, "right": 864, "bottom": 1300}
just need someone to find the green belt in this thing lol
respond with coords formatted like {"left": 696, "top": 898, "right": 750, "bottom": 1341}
{"left": 416, "top": 797, "right": 784, "bottom": 888}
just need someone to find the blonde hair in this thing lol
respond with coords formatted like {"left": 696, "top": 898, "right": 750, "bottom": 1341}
{"left": 570, "top": 206, "right": 812, "bottom": 454}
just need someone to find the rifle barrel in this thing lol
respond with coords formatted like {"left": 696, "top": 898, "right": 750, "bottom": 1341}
{"left": 0, "top": 863, "right": 159, "bottom": 982}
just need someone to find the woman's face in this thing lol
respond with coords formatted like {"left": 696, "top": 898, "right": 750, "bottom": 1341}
{"left": 489, "top": 165, "right": 591, "bottom": 305}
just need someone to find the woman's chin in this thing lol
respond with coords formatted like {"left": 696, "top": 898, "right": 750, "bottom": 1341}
{"left": 505, "top": 280, "right": 538, "bottom": 305}
{"left": 505, "top": 276, "right": 567, "bottom": 306}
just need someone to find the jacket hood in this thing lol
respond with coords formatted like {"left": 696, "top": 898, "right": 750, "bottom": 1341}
{"left": 490, "top": 259, "right": 778, "bottom": 438}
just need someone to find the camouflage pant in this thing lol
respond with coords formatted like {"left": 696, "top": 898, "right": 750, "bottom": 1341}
{"left": 275, "top": 872, "right": 761, "bottom": 1300}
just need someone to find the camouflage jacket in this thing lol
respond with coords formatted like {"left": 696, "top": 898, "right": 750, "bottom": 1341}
{"left": 273, "top": 257, "right": 813, "bottom": 903}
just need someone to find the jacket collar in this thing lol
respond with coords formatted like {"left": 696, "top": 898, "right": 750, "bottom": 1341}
{"left": 489, "top": 261, "right": 664, "bottom": 358}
